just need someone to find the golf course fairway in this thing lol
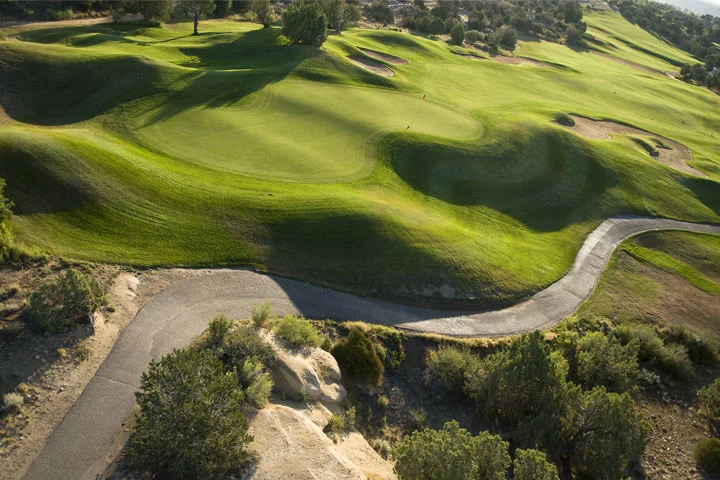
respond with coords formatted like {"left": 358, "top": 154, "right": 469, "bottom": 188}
{"left": 1, "top": 11, "right": 719, "bottom": 309}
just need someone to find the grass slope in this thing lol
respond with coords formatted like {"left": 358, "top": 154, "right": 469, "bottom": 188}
{"left": 0, "top": 12, "right": 719, "bottom": 307}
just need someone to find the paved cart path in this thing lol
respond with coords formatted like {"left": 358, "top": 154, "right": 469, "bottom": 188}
{"left": 22, "top": 215, "right": 720, "bottom": 480}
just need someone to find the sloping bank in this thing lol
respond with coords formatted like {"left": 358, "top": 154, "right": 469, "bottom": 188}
{"left": 22, "top": 215, "right": 720, "bottom": 480}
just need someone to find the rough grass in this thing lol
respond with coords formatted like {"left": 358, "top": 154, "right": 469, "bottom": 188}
{"left": 0, "top": 13, "right": 719, "bottom": 307}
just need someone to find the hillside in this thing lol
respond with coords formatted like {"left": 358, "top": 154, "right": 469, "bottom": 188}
{"left": 0, "top": 9, "right": 719, "bottom": 308}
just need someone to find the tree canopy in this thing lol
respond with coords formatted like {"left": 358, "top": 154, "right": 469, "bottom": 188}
{"left": 282, "top": 0, "right": 328, "bottom": 47}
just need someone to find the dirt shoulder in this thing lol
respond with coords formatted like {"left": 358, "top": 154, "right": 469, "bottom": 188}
{"left": 0, "top": 263, "right": 199, "bottom": 480}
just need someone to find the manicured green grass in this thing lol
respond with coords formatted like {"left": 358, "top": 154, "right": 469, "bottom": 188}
{"left": 0, "top": 12, "right": 719, "bottom": 307}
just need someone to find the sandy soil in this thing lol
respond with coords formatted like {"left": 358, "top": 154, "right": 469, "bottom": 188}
{"left": 347, "top": 55, "right": 394, "bottom": 77}
{"left": 559, "top": 114, "right": 705, "bottom": 177}
{"left": 491, "top": 54, "right": 550, "bottom": 67}
{"left": 357, "top": 47, "right": 407, "bottom": 65}
{"left": 0, "top": 265, "right": 201, "bottom": 480}
{"left": 453, "top": 52, "right": 485, "bottom": 61}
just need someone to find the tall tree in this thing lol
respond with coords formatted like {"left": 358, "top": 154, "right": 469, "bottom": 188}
{"left": 323, "top": 0, "right": 346, "bottom": 33}
{"left": 137, "top": 0, "right": 172, "bottom": 23}
{"left": 180, "top": 0, "right": 217, "bottom": 35}
{"left": 250, "top": 0, "right": 275, "bottom": 28}
{"left": 282, "top": 0, "right": 327, "bottom": 46}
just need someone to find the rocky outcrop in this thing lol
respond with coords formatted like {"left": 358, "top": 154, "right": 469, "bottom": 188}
{"left": 261, "top": 331, "right": 346, "bottom": 405}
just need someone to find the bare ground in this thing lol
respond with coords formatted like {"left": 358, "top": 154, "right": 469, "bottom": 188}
{"left": 347, "top": 55, "right": 395, "bottom": 77}
{"left": 0, "top": 263, "right": 201, "bottom": 480}
{"left": 559, "top": 114, "right": 706, "bottom": 177}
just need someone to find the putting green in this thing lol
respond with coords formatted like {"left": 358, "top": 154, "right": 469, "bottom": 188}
{"left": 134, "top": 80, "right": 482, "bottom": 181}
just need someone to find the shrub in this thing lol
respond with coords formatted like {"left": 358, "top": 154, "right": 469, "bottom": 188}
{"left": 554, "top": 112, "right": 575, "bottom": 126}
{"left": 465, "top": 29, "right": 480, "bottom": 44}
{"left": 250, "top": 0, "right": 276, "bottom": 27}
{"left": 218, "top": 325, "right": 276, "bottom": 368}
{"left": 424, "top": 346, "right": 477, "bottom": 392}
{"left": 251, "top": 302, "right": 273, "bottom": 327}
{"left": 326, "top": 412, "right": 345, "bottom": 432}
{"left": 513, "top": 449, "right": 559, "bottom": 480}
{"left": 237, "top": 357, "right": 273, "bottom": 408}
{"left": 208, "top": 314, "right": 233, "bottom": 343}
{"left": 3, "top": 392, "right": 23, "bottom": 409}
{"left": 613, "top": 324, "right": 693, "bottom": 379}
{"left": 409, "top": 408, "right": 428, "bottom": 431}
{"left": 377, "top": 394, "right": 390, "bottom": 409}
{"left": 345, "top": 405, "right": 356, "bottom": 428}
{"left": 364, "top": 1, "right": 394, "bottom": 24}
{"left": 565, "top": 24, "right": 582, "bottom": 44}
{"left": 128, "top": 349, "right": 252, "bottom": 480}
{"left": 698, "top": 378, "right": 720, "bottom": 425}
{"left": 331, "top": 328, "right": 384, "bottom": 386}
{"left": 575, "top": 332, "right": 639, "bottom": 393}
{"left": 498, "top": 25, "right": 517, "bottom": 48}
{"left": 0, "top": 178, "right": 14, "bottom": 262}
{"left": 282, "top": 0, "right": 328, "bottom": 47}
{"left": 450, "top": 22, "right": 465, "bottom": 45}
{"left": 663, "top": 325, "right": 719, "bottom": 365}
{"left": 27, "top": 269, "right": 105, "bottom": 333}
{"left": 370, "top": 438, "right": 393, "bottom": 459}
{"left": 273, "top": 315, "right": 322, "bottom": 348}
{"left": 394, "top": 420, "right": 510, "bottom": 480}
{"left": 695, "top": 438, "right": 720, "bottom": 475}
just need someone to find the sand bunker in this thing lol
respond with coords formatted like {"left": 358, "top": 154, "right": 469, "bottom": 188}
{"left": 347, "top": 55, "right": 394, "bottom": 76}
{"left": 559, "top": 114, "right": 705, "bottom": 177}
{"left": 491, "top": 55, "right": 549, "bottom": 67}
{"left": 357, "top": 46, "right": 408, "bottom": 65}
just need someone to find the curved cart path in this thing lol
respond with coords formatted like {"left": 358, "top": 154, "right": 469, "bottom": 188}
{"left": 22, "top": 215, "right": 720, "bottom": 480}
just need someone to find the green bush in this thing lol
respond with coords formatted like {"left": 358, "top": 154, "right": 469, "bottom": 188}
{"left": 513, "top": 449, "right": 559, "bottom": 480}
{"left": 251, "top": 302, "right": 273, "bottom": 327}
{"left": 273, "top": 315, "right": 322, "bottom": 348}
{"left": 394, "top": 420, "right": 510, "bottom": 480}
{"left": 465, "top": 29, "right": 480, "bottom": 44}
{"left": 613, "top": 324, "right": 693, "bottom": 379}
{"left": 698, "top": 378, "right": 720, "bottom": 424}
{"left": 282, "top": 0, "right": 328, "bottom": 46}
{"left": 0, "top": 178, "right": 14, "bottom": 262}
{"left": 236, "top": 357, "right": 272, "bottom": 408}
{"left": 663, "top": 325, "right": 719, "bottom": 366}
{"left": 208, "top": 314, "right": 233, "bottom": 344}
{"left": 331, "top": 328, "right": 384, "bottom": 386}
{"left": 450, "top": 22, "right": 465, "bottom": 45}
{"left": 409, "top": 408, "right": 428, "bottom": 431}
{"left": 695, "top": 438, "right": 720, "bottom": 476}
{"left": 27, "top": 269, "right": 105, "bottom": 333}
{"left": 554, "top": 112, "right": 575, "bottom": 127}
{"left": 128, "top": 349, "right": 252, "bottom": 480}
{"left": 576, "top": 332, "right": 639, "bottom": 393}
{"left": 218, "top": 325, "right": 276, "bottom": 368}
{"left": 424, "top": 346, "right": 477, "bottom": 392}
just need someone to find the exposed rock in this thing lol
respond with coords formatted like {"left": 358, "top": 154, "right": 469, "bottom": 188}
{"left": 262, "top": 331, "right": 346, "bottom": 404}
{"left": 248, "top": 403, "right": 396, "bottom": 480}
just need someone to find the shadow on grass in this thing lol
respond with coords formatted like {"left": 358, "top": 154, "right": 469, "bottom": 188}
{"left": 389, "top": 127, "right": 618, "bottom": 232}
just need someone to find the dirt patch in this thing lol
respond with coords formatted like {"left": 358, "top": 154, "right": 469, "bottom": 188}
{"left": 357, "top": 46, "right": 407, "bottom": 65}
{"left": 491, "top": 54, "right": 549, "bottom": 67}
{"left": 347, "top": 55, "right": 394, "bottom": 77}
{"left": 0, "top": 263, "right": 202, "bottom": 480}
{"left": 558, "top": 114, "right": 705, "bottom": 177}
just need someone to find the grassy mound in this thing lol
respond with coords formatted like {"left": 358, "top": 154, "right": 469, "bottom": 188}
{"left": 0, "top": 14, "right": 719, "bottom": 307}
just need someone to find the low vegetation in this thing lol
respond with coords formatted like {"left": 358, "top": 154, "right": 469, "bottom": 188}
{"left": 694, "top": 438, "right": 720, "bottom": 476}
{"left": 251, "top": 302, "right": 272, "bottom": 328}
{"left": 0, "top": 178, "right": 13, "bottom": 262}
{"left": 331, "top": 327, "right": 384, "bottom": 386}
{"left": 27, "top": 268, "right": 105, "bottom": 333}
{"left": 394, "top": 420, "right": 510, "bottom": 480}
{"left": 216, "top": 324, "right": 277, "bottom": 369}
{"left": 128, "top": 349, "right": 253, "bottom": 480}
{"left": 699, "top": 378, "right": 720, "bottom": 427}
{"left": 273, "top": 314, "right": 322, "bottom": 349}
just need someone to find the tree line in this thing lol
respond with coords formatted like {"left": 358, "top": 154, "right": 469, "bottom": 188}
{"left": 611, "top": 0, "right": 720, "bottom": 90}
